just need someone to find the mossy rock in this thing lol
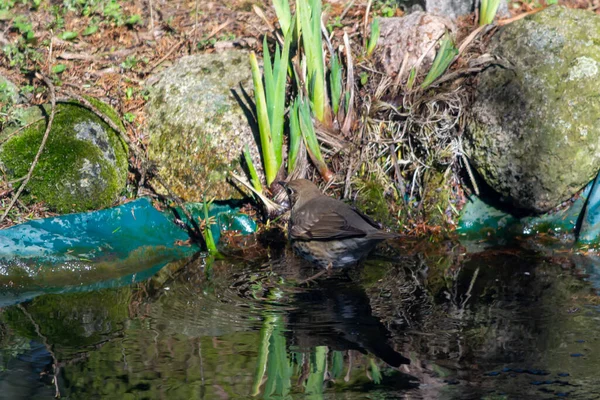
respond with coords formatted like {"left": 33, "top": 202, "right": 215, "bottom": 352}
{"left": 467, "top": 6, "right": 600, "bottom": 213}
{"left": 0, "top": 99, "right": 128, "bottom": 213}
{"left": 145, "top": 51, "right": 261, "bottom": 201}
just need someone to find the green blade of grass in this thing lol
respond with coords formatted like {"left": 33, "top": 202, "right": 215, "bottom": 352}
{"left": 421, "top": 34, "right": 458, "bottom": 89}
{"left": 298, "top": 98, "right": 333, "bottom": 181}
{"left": 288, "top": 97, "right": 302, "bottom": 174}
{"left": 249, "top": 52, "right": 278, "bottom": 186}
{"left": 202, "top": 199, "right": 219, "bottom": 255}
{"left": 329, "top": 53, "right": 342, "bottom": 115}
{"left": 273, "top": 0, "right": 292, "bottom": 34}
{"left": 243, "top": 144, "right": 263, "bottom": 194}
{"left": 479, "top": 0, "right": 501, "bottom": 26}
{"left": 366, "top": 18, "right": 380, "bottom": 57}
{"left": 298, "top": 0, "right": 328, "bottom": 123}
{"left": 270, "top": 19, "right": 295, "bottom": 167}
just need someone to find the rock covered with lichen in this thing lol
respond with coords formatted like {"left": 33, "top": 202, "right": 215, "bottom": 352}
{"left": 145, "top": 50, "right": 260, "bottom": 201}
{"left": 0, "top": 99, "right": 128, "bottom": 213}
{"left": 467, "top": 6, "right": 600, "bottom": 213}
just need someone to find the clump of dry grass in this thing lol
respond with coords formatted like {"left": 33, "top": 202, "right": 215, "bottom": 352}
{"left": 334, "top": 26, "right": 500, "bottom": 232}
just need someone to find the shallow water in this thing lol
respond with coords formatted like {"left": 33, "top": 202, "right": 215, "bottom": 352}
{"left": 1, "top": 240, "right": 600, "bottom": 399}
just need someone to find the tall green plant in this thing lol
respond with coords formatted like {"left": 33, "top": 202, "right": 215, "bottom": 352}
{"left": 249, "top": 22, "right": 294, "bottom": 186}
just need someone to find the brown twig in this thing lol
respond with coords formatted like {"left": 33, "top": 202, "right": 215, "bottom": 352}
{"left": 0, "top": 74, "right": 56, "bottom": 223}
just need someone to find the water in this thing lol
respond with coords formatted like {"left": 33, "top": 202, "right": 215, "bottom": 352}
{"left": 1, "top": 239, "right": 600, "bottom": 399}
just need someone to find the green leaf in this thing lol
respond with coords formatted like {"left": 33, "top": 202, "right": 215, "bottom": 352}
{"left": 249, "top": 52, "right": 278, "bottom": 186}
{"left": 479, "top": 0, "right": 501, "bottom": 26}
{"left": 60, "top": 31, "right": 78, "bottom": 41}
{"left": 298, "top": 0, "right": 328, "bottom": 123}
{"left": 272, "top": 0, "right": 292, "bottom": 35}
{"left": 329, "top": 53, "right": 342, "bottom": 115}
{"left": 287, "top": 97, "right": 302, "bottom": 174}
{"left": 51, "top": 64, "right": 66, "bottom": 74}
{"left": 123, "top": 112, "right": 135, "bottom": 123}
{"left": 366, "top": 18, "right": 380, "bottom": 57}
{"left": 421, "top": 34, "right": 458, "bottom": 89}
{"left": 82, "top": 25, "right": 98, "bottom": 36}
{"left": 126, "top": 14, "right": 142, "bottom": 26}
{"left": 298, "top": 98, "right": 332, "bottom": 181}
{"left": 243, "top": 144, "right": 263, "bottom": 194}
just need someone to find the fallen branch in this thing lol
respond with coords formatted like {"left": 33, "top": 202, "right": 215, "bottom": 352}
{"left": 0, "top": 73, "right": 56, "bottom": 223}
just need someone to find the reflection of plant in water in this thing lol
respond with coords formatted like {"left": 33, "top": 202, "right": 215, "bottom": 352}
{"left": 251, "top": 309, "right": 395, "bottom": 397}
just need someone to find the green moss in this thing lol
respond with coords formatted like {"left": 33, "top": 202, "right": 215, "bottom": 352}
{"left": 354, "top": 176, "right": 395, "bottom": 226}
{"left": 421, "top": 169, "right": 452, "bottom": 231}
{"left": 0, "top": 100, "right": 128, "bottom": 213}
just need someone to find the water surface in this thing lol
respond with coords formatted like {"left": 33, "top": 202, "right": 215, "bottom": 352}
{"left": 1, "top": 240, "right": 600, "bottom": 399}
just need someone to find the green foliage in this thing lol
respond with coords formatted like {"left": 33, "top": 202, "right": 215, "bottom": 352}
{"left": 103, "top": 0, "right": 124, "bottom": 25}
{"left": 123, "top": 112, "right": 135, "bottom": 123}
{"left": 298, "top": 0, "right": 328, "bottom": 123}
{"left": 12, "top": 15, "right": 34, "bottom": 40}
{"left": 202, "top": 199, "right": 220, "bottom": 255}
{"left": 60, "top": 30, "right": 78, "bottom": 40}
{"left": 366, "top": 18, "right": 380, "bottom": 57}
{"left": 479, "top": 0, "right": 502, "bottom": 25}
{"left": 421, "top": 35, "right": 458, "bottom": 89}
{"left": 287, "top": 97, "right": 302, "bottom": 174}
{"left": 125, "top": 13, "right": 141, "bottom": 26}
{"left": 82, "top": 24, "right": 98, "bottom": 35}
{"left": 298, "top": 97, "right": 331, "bottom": 180}
{"left": 329, "top": 53, "right": 342, "bottom": 115}
{"left": 243, "top": 144, "right": 263, "bottom": 194}
{"left": 272, "top": 0, "right": 292, "bottom": 35}
{"left": 249, "top": 23, "right": 294, "bottom": 187}
{"left": 120, "top": 55, "right": 138, "bottom": 70}
{"left": 51, "top": 63, "right": 66, "bottom": 74}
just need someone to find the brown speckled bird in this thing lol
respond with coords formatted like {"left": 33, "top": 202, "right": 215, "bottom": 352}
{"left": 282, "top": 179, "right": 399, "bottom": 269}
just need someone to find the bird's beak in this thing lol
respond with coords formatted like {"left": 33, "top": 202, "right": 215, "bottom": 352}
{"left": 277, "top": 180, "right": 287, "bottom": 187}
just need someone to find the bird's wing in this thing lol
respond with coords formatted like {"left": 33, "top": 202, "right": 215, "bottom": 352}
{"left": 350, "top": 205, "right": 383, "bottom": 229}
{"left": 290, "top": 211, "right": 368, "bottom": 240}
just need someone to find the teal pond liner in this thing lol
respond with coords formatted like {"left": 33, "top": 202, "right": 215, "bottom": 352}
{"left": 458, "top": 172, "right": 600, "bottom": 246}
{"left": 0, "top": 197, "right": 256, "bottom": 306}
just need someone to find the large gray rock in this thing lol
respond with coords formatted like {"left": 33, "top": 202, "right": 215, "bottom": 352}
{"left": 467, "top": 6, "right": 600, "bottom": 213}
{"left": 146, "top": 50, "right": 260, "bottom": 201}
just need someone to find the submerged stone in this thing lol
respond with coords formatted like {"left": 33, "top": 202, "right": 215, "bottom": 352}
{"left": 0, "top": 99, "right": 128, "bottom": 213}
{"left": 145, "top": 50, "right": 261, "bottom": 201}
{"left": 466, "top": 6, "right": 600, "bottom": 213}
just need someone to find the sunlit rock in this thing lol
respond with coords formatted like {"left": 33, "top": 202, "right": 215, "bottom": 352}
{"left": 145, "top": 50, "right": 261, "bottom": 201}
{"left": 467, "top": 6, "right": 600, "bottom": 213}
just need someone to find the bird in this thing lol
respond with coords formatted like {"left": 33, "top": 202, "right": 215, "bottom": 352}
{"left": 281, "top": 179, "right": 399, "bottom": 269}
